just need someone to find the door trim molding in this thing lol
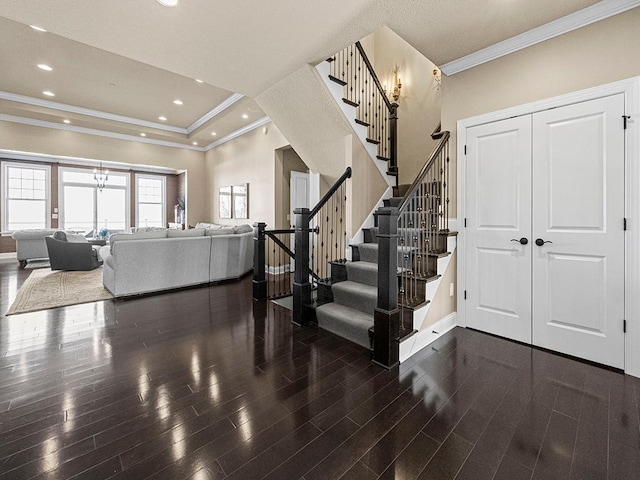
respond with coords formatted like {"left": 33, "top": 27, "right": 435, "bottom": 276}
{"left": 456, "top": 76, "right": 640, "bottom": 377}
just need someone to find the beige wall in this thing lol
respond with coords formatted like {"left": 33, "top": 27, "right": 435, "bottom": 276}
{"left": 275, "top": 147, "right": 308, "bottom": 229}
{"left": 204, "top": 122, "right": 289, "bottom": 227}
{"left": 0, "top": 120, "right": 208, "bottom": 225}
{"left": 442, "top": 8, "right": 640, "bottom": 212}
{"left": 368, "top": 27, "right": 442, "bottom": 185}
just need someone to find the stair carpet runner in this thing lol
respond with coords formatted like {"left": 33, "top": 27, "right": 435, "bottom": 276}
{"left": 315, "top": 190, "right": 446, "bottom": 349}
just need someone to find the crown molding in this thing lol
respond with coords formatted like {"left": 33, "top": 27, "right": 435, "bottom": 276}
{"left": 187, "top": 93, "right": 243, "bottom": 133}
{"left": 0, "top": 149, "right": 180, "bottom": 174}
{"left": 0, "top": 90, "right": 188, "bottom": 134}
{"left": 204, "top": 116, "right": 271, "bottom": 151}
{"left": 440, "top": 0, "right": 640, "bottom": 76}
{"left": 0, "top": 113, "right": 204, "bottom": 151}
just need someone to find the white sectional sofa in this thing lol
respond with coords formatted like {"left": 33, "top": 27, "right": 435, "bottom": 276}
{"left": 100, "top": 224, "right": 253, "bottom": 297}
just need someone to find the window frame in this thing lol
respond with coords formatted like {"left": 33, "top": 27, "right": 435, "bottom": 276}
{"left": 58, "top": 166, "right": 130, "bottom": 234}
{"left": 135, "top": 173, "right": 166, "bottom": 228}
{"left": 1, "top": 161, "right": 51, "bottom": 233}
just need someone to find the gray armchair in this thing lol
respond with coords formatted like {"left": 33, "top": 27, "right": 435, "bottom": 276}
{"left": 45, "top": 231, "right": 103, "bottom": 271}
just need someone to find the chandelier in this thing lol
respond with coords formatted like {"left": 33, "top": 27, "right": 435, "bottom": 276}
{"left": 94, "top": 162, "right": 109, "bottom": 191}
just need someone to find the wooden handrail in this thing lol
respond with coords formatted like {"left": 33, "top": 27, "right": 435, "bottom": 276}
{"left": 309, "top": 167, "right": 352, "bottom": 219}
{"left": 355, "top": 42, "right": 395, "bottom": 112}
{"left": 397, "top": 131, "right": 450, "bottom": 214}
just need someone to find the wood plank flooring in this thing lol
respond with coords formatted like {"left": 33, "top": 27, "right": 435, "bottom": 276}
{"left": 0, "top": 258, "right": 639, "bottom": 479}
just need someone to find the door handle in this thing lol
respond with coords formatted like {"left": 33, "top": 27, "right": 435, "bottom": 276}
{"left": 510, "top": 237, "right": 528, "bottom": 245}
{"left": 535, "top": 238, "right": 553, "bottom": 246}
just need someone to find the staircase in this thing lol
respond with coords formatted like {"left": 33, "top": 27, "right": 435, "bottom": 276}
{"left": 315, "top": 180, "right": 455, "bottom": 354}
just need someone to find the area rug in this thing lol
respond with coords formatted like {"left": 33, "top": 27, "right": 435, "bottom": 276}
{"left": 6, "top": 268, "right": 113, "bottom": 316}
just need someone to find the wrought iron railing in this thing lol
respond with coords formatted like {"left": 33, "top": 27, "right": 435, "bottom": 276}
{"left": 373, "top": 132, "right": 450, "bottom": 368}
{"left": 329, "top": 42, "right": 398, "bottom": 175}
{"left": 292, "top": 167, "right": 352, "bottom": 325}
{"left": 252, "top": 224, "right": 294, "bottom": 300}
{"left": 397, "top": 131, "right": 451, "bottom": 310}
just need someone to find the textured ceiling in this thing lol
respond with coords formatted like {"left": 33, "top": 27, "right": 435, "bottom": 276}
{"left": 0, "top": 0, "right": 609, "bottom": 150}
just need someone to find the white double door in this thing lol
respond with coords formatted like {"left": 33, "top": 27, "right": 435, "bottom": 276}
{"left": 465, "top": 94, "right": 625, "bottom": 368}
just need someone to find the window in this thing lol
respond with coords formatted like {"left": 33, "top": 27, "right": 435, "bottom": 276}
{"left": 59, "top": 167, "right": 129, "bottom": 234}
{"left": 1, "top": 162, "right": 51, "bottom": 232}
{"left": 136, "top": 175, "right": 166, "bottom": 228}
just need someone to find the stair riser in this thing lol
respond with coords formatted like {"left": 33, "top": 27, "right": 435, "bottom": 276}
{"left": 316, "top": 309, "right": 372, "bottom": 348}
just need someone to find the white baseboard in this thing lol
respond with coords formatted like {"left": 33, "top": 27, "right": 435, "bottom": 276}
{"left": 0, "top": 252, "right": 17, "bottom": 260}
{"left": 399, "top": 312, "right": 457, "bottom": 363}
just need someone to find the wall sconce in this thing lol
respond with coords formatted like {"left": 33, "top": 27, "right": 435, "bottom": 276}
{"left": 433, "top": 66, "right": 441, "bottom": 90}
{"left": 390, "top": 65, "right": 402, "bottom": 101}
{"left": 94, "top": 161, "right": 109, "bottom": 192}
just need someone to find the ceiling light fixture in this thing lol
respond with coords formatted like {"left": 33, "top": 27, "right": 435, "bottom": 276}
{"left": 211, "top": 132, "right": 217, "bottom": 136}
{"left": 156, "top": 0, "right": 179, "bottom": 6}
{"left": 173, "top": 99, "right": 183, "bottom": 105}
{"left": 242, "top": 114, "right": 249, "bottom": 119}
{"left": 192, "top": 142, "right": 198, "bottom": 146}
{"left": 140, "top": 133, "right": 146, "bottom": 137}
{"left": 37, "top": 64, "right": 53, "bottom": 71}
{"left": 63, "top": 119, "right": 71, "bottom": 124}
{"left": 195, "top": 79, "right": 203, "bottom": 84}
{"left": 159, "top": 116, "right": 167, "bottom": 121}
{"left": 30, "top": 25, "right": 47, "bottom": 32}
{"left": 42, "top": 91, "right": 55, "bottom": 97}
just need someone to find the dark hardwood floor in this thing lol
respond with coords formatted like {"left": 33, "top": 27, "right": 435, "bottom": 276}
{"left": 1, "top": 258, "right": 639, "bottom": 480}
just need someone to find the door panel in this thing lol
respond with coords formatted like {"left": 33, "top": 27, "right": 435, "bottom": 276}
{"left": 466, "top": 116, "right": 532, "bottom": 343}
{"left": 532, "top": 94, "right": 625, "bottom": 368}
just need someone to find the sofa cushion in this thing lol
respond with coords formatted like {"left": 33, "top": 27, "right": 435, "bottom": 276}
{"left": 207, "top": 228, "right": 235, "bottom": 236}
{"left": 131, "top": 227, "right": 168, "bottom": 233}
{"left": 12, "top": 229, "right": 56, "bottom": 240}
{"left": 233, "top": 224, "right": 253, "bottom": 234}
{"left": 167, "top": 228, "right": 205, "bottom": 238}
{"left": 109, "top": 230, "right": 167, "bottom": 253}
{"left": 195, "top": 222, "right": 231, "bottom": 230}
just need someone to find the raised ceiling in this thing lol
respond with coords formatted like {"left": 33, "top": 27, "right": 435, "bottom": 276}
{"left": 0, "top": 0, "right": 629, "bottom": 152}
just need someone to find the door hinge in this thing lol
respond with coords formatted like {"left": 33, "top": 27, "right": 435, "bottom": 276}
{"left": 464, "top": 290, "right": 467, "bottom": 300}
{"left": 464, "top": 145, "right": 467, "bottom": 155}
{"left": 623, "top": 319, "right": 627, "bottom": 333}
{"left": 624, "top": 218, "right": 627, "bottom": 230}
{"left": 464, "top": 218, "right": 467, "bottom": 228}
{"left": 623, "top": 115, "right": 630, "bottom": 129}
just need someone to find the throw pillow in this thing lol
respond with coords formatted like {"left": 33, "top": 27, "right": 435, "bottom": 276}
{"left": 66, "top": 233, "right": 89, "bottom": 243}
{"left": 167, "top": 229, "right": 205, "bottom": 238}
{"left": 52, "top": 230, "right": 67, "bottom": 241}
{"left": 207, "top": 228, "right": 235, "bottom": 236}
{"left": 233, "top": 224, "right": 253, "bottom": 234}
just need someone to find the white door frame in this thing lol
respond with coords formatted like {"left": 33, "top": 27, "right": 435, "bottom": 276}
{"left": 456, "top": 76, "right": 640, "bottom": 377}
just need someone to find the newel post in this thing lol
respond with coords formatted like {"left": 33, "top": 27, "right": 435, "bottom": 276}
{"left": 373, "top": 206, "right": 400, "bottom": 368}
{"left": 293, "top": 208, "right": 313, "bottom": 326}
{"left": 252, "top": 222, "right": 267, "bottom": 301}
{"left": 389, "top": 103, "right": 399, "bottom": 179}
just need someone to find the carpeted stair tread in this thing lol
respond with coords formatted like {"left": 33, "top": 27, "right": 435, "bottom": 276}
{"left": 331, "top": 280, "right": 377, "bottom": 315}
{"left": 345, "top": 261, "right": 378, "bottom": 287}
{"left": 316, "top": 302, "right": 373, "bottom": 349}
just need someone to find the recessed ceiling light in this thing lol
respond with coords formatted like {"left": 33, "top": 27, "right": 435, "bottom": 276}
{"left": 156, "top": 0, "right": 178, "bottom": 6}
{"left": 158, "top": 116, "right": 167, "bottom": 121}
{"left": 173, "top": 99, "right": 183, "bottom": 105}
{"left": 37, "top": 64, "right": 52, "bottom": 71}
{"left": 211, "top": 132, "right": 217, "bottom": 136}
{"left": 195, "top": 79, "right": 203, "bottom": 84}
{"left": 192, "top": 142, "right": 198, "bottom": 146}
{"left": 242, "top": 114, "right": 249, "bottom": 119}
{"left": 63, "top": 119, "right": 71, "bottom": 124}
{"left": 140, "top": 133, "right": 146, "bottom": 137}
{"left": 42, "top": 91, "right": 55, "bottom": 97}
{"left": 30, "top": 25, "right": 47, "bottom": 32}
